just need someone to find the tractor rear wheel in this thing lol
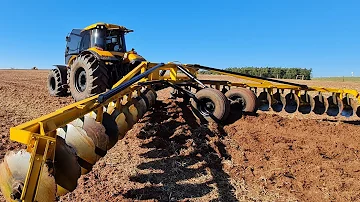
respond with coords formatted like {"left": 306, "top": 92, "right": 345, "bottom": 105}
{"left": 191, "top": 88, "right": 230, "bottom": 123}
{"left": 48, "top": 69, "right": 67, "bottom": 96}
{"left": 69, "top": 55, "right": 109, "bottom": 101}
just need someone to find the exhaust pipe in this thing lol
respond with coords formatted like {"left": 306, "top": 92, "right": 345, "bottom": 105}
{"left": 271, "top": 91, "right": 284, "bottom": 112}
{"left": 326, "top": 95, "right": 343, "bottom": 116}
{"left": 284, "top": 92, "right": 299, "bottom": 113}
{"left": 313, "top": 94, "right": 328, "bottom": 115}
{"left": 341, "top": 97, "right": 356, "bottom": 117}
{"left": 298, "top": 93, "right": 315, "bottom": 114}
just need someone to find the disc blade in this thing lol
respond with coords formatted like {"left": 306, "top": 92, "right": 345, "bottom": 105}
{"left": 0, "top": 150, "right": 56, "bottom": 202}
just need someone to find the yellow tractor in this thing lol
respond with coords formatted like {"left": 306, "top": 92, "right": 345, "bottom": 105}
{"left": 47, "top": 23, "right": 145, "bottom": 101}
{"left": 1, "top": 22, "right": 360, "bottom": 201}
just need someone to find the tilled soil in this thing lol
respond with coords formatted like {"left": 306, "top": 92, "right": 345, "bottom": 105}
{"left": 0, "top": 70, "right": 360, "bottom": 201}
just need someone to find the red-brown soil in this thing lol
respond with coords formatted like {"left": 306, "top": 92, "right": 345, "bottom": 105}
{"left": 0, "top": 70, "right": 360, "bottom": 202}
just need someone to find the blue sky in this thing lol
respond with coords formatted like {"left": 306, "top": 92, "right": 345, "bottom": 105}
{"left": 0, "top": 0, "right": 358, "bottom": 77}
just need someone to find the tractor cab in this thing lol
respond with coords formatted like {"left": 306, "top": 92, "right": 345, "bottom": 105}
{"left": 49, "top": 23, "right": 144, "bottom": 101}
{"left": 65, "top": 23, "right": 133, "bottom": 65}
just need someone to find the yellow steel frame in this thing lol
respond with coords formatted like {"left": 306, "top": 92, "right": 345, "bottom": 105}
{"left": 218, "top": 82, "right": 360, "bottom": 100}
{"left": 8, "top": 61, "right": 360, "bottom": 201}
{"left": 186, "top": 66, "right": 360, "bottom": 103}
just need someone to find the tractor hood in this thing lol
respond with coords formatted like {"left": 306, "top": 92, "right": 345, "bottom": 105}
{"left": 87, "top": 47, "right": 146, "bottom": 63}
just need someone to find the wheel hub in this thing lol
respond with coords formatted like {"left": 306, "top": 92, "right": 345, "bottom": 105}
{"left": 199, "top": 98, "right": 215, "bottom": 116}
{"left": 50, "top": 77, "right": 56, "bottom": 91}
{"left": 75, "top": 68, "right": 86, "bottom": 92}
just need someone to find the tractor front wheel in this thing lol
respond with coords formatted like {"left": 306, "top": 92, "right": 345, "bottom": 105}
{"left": 69, "top": 55, "right": 109, "bottom": 101}
{"left": 48, "top": 69, "right": 67, "bottom": 96}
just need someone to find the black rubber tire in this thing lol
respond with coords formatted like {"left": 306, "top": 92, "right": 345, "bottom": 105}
{"left": 191, "top": 88, "right": 230, "bottom": 123}
{"left": 69, "top": 54, "right": 109, "bottom": 101}
{"left": 225, "top": 88, "right": 257, "bottom": 113}
{"left": 48, "top": 69, "right": 67, "bottom": 96}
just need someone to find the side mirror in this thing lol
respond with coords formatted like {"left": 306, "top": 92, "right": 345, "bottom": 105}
{"left": 66, "top": 36, "right": 71, "bottom": 42}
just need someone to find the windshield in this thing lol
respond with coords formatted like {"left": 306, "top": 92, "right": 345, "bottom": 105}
{"left": 90, "top": 29, "right": 126, "bottom": 52}
{"left": 105, "top": 29, "right": 126, "bottom": 52}
{"left": 90, "top": 29, "right": 106, "bottom": 49}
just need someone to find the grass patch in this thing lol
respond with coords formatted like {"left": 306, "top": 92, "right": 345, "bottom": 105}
{"left": 312, "top": 77, "right": 360, "bottom": 82}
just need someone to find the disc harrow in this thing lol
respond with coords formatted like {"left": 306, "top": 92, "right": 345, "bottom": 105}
{"left": 1, "top": 62, "right": 360, "bottom": 201}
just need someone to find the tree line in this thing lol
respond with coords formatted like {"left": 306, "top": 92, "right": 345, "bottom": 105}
{"left": 199, "top": 67, "right": 312, "bottom": 80}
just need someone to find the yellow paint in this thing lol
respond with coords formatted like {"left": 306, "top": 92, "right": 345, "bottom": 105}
{"left": 87, "top": 47, "right": 124, "bottom": 57}
{"left": 83, "top": 22, "right": 133, "bottom": 33}
{"left": 128, "top": 104, "right": 139, "bottom": 122}
{"left": 56, "top": 185, "right": 69, "bottom": 196}
{"left": 170, "top": 67, "right": 177, "bottom": 81}
{"left": 67, "top": 55, "right": 77, "bottom": 66}
{"left": 115, "top": 113, "right": 128, "bottom": 139}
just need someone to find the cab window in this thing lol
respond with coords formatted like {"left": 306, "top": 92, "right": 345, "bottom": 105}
{"left": 106, "top": 30, "right": 125, "bottom": 52}
{"left": 80, "top": 32, "right": 90, "bottom": 51}
{"left": 65, "top": 29, "right": 82, "bottom": 56}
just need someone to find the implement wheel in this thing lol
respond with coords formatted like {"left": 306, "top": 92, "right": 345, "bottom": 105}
{"left": 191, "top": 88, "right": 230, "bottom": 123}
{"left": 69, "top": 54, "right": 109, "bottom": 101}
{"left": 225, "top": 88, "right": 257, "bottom": 114}
{"left": 48, "top": 69, "right": 67, "bottom": 96}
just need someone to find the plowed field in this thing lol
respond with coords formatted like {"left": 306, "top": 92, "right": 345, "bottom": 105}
{"left": 0, "top": 70, "right": 360, "bottom": 202}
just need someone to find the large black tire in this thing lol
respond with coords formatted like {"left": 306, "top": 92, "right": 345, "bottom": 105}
{"left": 225, "top": 88, "right": 257, "bottom": 113}
{"left": 48, "top": 69, "right": 67, "bottom": 96}
{"left": 69, "top": 54, "right": 109, "bottom": 101}
{"left": 191, "top": 88, "right": 230, "bottom": 123}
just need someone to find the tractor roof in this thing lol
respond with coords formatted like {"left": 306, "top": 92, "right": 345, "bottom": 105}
{"left": 83, "top": 22, "right": 133, "bottom": 33}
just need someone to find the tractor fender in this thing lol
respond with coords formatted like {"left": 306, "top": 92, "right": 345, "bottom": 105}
{"left": 53, "top": 65, "right": 68, "bottom": 86}
{"left": 80, "top": 50, "right": 119, "bottom": 61}
{"left": 79, "top": 50, "right": 102, "bottom": 60}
